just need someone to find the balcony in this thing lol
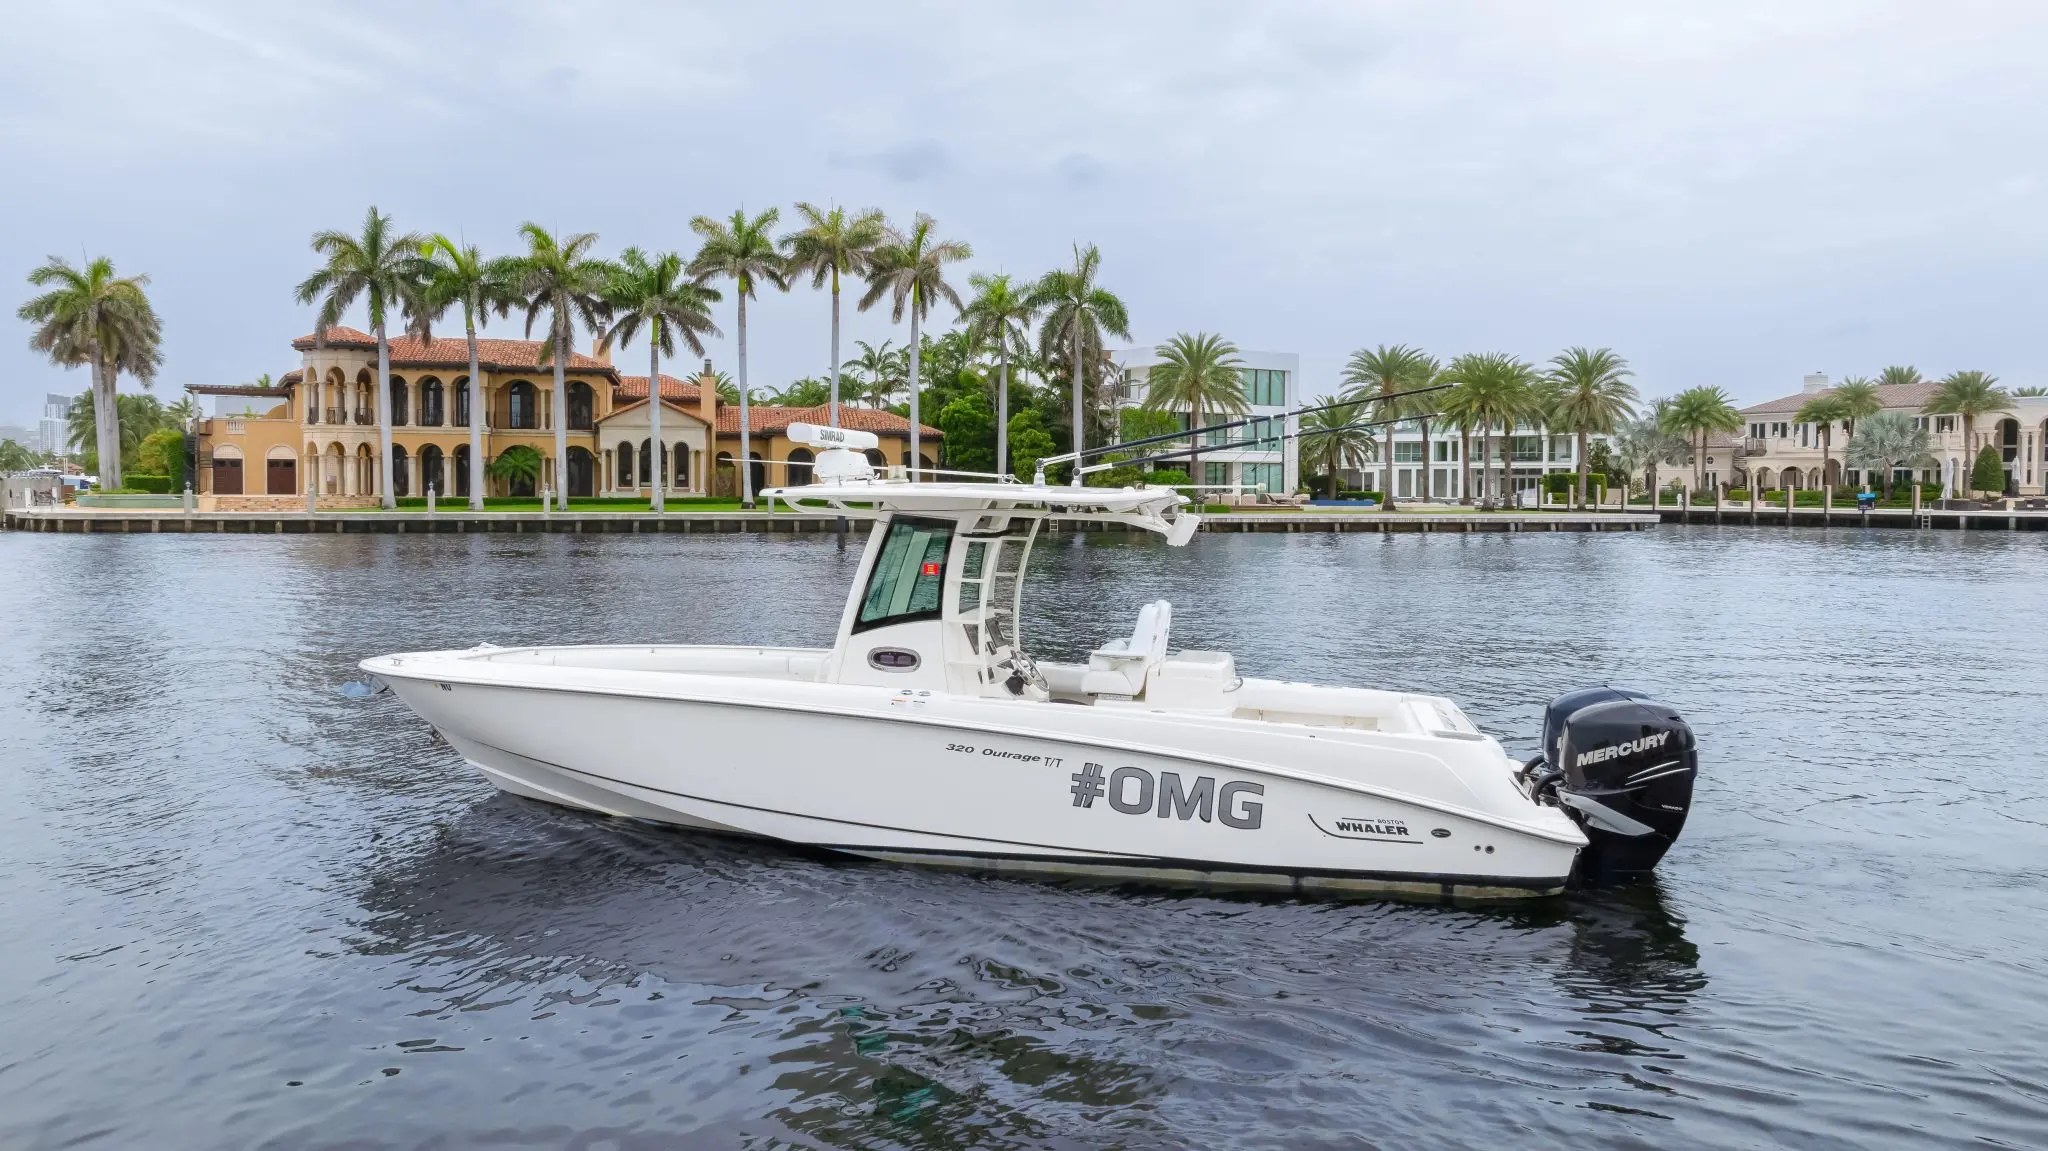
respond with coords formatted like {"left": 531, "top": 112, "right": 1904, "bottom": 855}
{"left": 354, "top": 409, "right": 373, "bottom": 425}
{"left": 1742, "top": 437, "right": 1768, "bottom": 455}
{"left": 325, "top": 407, "right": 344, "bottom": 425}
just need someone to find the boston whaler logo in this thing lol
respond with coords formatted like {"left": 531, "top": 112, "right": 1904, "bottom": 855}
{"left": 1574, "top": 730, "right": 1671, "bottom": 768}
{"left": 1310, "top": 813, "right": 1418, "bottom": 844}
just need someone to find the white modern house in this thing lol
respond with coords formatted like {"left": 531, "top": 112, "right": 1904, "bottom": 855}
{"left": 1108, "top": 347, "right": 1299, "bottom": 496}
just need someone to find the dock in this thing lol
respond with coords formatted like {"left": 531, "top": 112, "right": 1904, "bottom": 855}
{"left": 3, "top": 508, "right": 1660, "bottom": 535}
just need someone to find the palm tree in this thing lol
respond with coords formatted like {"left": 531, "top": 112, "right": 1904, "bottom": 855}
{"left": 1794, "top": 392, "right": 1851, "bottom": 492}
{"left": 1028, "top": 244, "right": 1130, "bottom": 474}
{"left": 507, "top": 224, "right": 612, "bottom": 510}
{"left": 841, "top": 340, "right": 902, "bottom": 408}
{"left": 64, "top": 392, "right": 171, "bottom": 476}
{"left": 601, "top": 248, "right": 722, "bottom": 511}
{"left": 690, "top": 208, "right": 787, "bottom": 507}
{"left": 1339, "top": 344, "right": 1428, "bottom": 509}
{"left": 414, "top": 235, "right": 522, "bottom": 509}
{"left": 1922, "top": 370, "right": 2009, "bottom": 496}
{"left": 1667, "top": 386, "right": 1743, "bottom": 493}
{"left": 960, "top": 273, "right": 1039, "bottom": 478}
{"left": 1141, "top": 333, "right": 1249, "bottom": 491}
{"left": 780, "top": 203, "right": 886, "bottom": 429}
{"left": 2010, "top": 385, "right": 2048, "bottom": 398}
{"left": 1297, "top": 398, "right": 1377, "bottom": 499}
{"left": 1401, "top": 355, "right": 1450, "bottom": 502}
{"left": 486, "top": 444, "right": 544, "bottom": 494}
{"left": 860, "top": 213, "right": 971, "bottom": 480}
{"left": 295, "top": 207, "right": 426, "bottom": 508}
{"left": 1545, "top": 347, "right": 1637, "bottom": 509}
{"left": 1443, "top": 352, "right": 1539, "bottom": 508}
{"left": 0, "top": 439, "right": 42, "bottom": 471}
{"left": 1832, "top": 376, "right": 1883, "bottom": 442}
{"left": 165, "top": 395, "right": 202, "bottom": 424}
{"left": 19, "top": 256, "right": 163, "bottom": 490}
{"left": 1846, "top": 411, "right": 1936, "bottom": 500}
{"left": 1876, "top": 365, "right": 1924, "bottom": 390}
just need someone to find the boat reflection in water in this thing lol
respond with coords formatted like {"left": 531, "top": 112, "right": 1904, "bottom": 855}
{"left": 348, "top": 792, "right": 1705, "bottom": 1143}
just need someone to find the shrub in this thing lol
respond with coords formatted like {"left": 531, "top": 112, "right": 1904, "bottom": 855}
{"left": 1691, "top": 489, "right": 1717, "bottom": 505}
{"left": 1542, "top": 472, "right": 1607, "bottom": 503}
{"left": 1971, "top": 444, "right": 2005, "bottom": 494}
{"left": 1335, "top": 489, "right": 1383, "bottom": 502}
{"left": 1146, "top": 468, "right": 1192, "bottom": 488}
{"left": 123, "top": 473, "right": 172, "bottom": 493}
{"left": 1726, "top": 487, "right": 1752, "bottom": 502}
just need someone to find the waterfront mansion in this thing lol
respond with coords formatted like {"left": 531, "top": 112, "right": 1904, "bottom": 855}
{"left": 1698, "top": 373, "right": 2048, "bottom": 497}
{"left": 185, "top": 328, "right": 938, "bottom": 508}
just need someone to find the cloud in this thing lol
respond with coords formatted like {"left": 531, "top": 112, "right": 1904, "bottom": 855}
{"left": 4, "top": 0, "right": 2048, "bottom": 421}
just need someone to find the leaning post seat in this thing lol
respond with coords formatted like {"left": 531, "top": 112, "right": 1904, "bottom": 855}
{"left": 1080, "top": 600, "right": 1173, "bottom": 697}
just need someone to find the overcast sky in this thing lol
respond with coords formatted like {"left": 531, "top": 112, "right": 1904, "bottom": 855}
{"left": 5, "top": 0, "right": 2045, "bottom": 427}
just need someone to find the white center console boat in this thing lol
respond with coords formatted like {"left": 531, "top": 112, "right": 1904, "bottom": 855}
{"left": 360, "top": 425, "right": 1698, "bottom": 900}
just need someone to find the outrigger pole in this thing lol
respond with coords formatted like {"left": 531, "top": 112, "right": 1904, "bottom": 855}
{"left": 1031, "top": 380, "right": 1454, "bottom": 485}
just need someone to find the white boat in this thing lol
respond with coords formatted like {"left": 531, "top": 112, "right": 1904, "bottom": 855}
{"left": 360, "top": 424, "right": 1698, "bottom": 901}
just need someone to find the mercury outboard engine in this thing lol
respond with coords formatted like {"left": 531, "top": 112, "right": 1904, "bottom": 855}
{"left": 1523, "top": 687, "right": 1698, "bottom": 886}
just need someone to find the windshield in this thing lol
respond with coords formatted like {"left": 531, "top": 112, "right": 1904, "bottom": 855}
{"left": 854, "top": 516, "right": 952, "bottom": 632}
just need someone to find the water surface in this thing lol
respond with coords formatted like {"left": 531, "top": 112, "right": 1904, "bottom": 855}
{"left": 2, "top": 525, "right": 2043, "bottom": 1148}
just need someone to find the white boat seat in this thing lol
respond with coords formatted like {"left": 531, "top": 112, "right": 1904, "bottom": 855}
{"left": 1081, "top": 600, "right": 1172, "bottom": 697}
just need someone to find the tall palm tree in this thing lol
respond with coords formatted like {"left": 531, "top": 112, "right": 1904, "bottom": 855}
{"left": 19, "top": 256, "right": 162, "bottom": 490}
{"left": 1436, "top": 362, "right": 1482, "bottom": 505}
{"left": 1298, "top": 398, "right": 1377, "bottom": 499}
{"left": 1611, "top": 402, "right": 1691, "bottom": 501}
{"left": 1667, "top": 386, "right": 1743, "bottom": 493}
{"left": 690, "top": 208, "right": 787, "bottom": 507}
{"left": 780, "top": 203, "right": 886, "bottom": 429}
{"left": 1546, "top": 347, "right": 1637, "bottom": 509}
{"left": 1794, "top": 392, "right": 1851, "bottom": 491}
{"left": 1832, "top": 376, "right": 1883, "bottom": 442}
{"left": 860, "top": 213, "right": 971, "bottom": 480}
{"left": 601, "top": 248, "right": 722, "bottom": 511}
{"left": 1403, "top": 355, "right": 1449, "bottom": 502}
{"left": 1846, "top": 411, "right": 1936, "bottom": 500}
{"left": 841, "top": 339, "right": 902, "bottom": 408}
{"left": 960, "top": 272, "right": 1038, "bottom": 478}
{"left": 1443, "top": 352, "right": 1539, "bottom": 508}
{"left": 1922, "top": 370, "right": 2009, "bottom": 496}
{"left": 1876, "top": 364, "right": 1924, "bottom": 390}
{"left": 414, "top": 235, "right": 522, "bottom": 509}
{"left": 295, "top": 207, "right": 426, "bottom": 508}
{"left": 1339, "top": 344, "right": 1428, "bottom": 509}
{"left": 1028, "top": 244, "right": 1130, "bottom": 473}
{"left": 1141, "top": 333, "right": 1249, "bottom": 490}
{"left": 507, "top": 224, "right": 612, "bottom": 510}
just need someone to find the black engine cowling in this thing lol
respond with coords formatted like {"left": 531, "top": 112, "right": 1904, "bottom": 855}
{"left": 1527, "top": 687, "right": 1698, "bottom": 886}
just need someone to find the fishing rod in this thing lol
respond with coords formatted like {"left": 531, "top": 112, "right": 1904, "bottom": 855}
{"left": 1074, "top": 410, "right": 1439, "bottom": 475}
{"left": 1033, "top": 380, "right": 1452, "bottom": 484}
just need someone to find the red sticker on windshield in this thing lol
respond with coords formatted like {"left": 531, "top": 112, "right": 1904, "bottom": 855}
{"left": 922, "top": 562, "right": 940, "bottom": 576}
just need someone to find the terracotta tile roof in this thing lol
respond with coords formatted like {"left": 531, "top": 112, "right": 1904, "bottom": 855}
{"left": 292, "top": 327, "right": 614, "bottom": 375}
{"left": 1742, "top": 381, "right": 1941, "bottom": 416}
{"left": 278, "top": 370, "right": 303, "bottom": 387}
{"left": 715, "top": 405, "right": 940, "bottom": 439}
{"left": 615, "top": 374, "right": 704, "bottom": 404}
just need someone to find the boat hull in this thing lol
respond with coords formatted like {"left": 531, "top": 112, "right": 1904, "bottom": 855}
{"left": 370, "top": 662, "right": 1583, "bottom": 901}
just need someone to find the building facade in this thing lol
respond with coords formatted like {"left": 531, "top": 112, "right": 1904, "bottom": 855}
{"left": 1725, "top": 373, "right": 2048, "bottom": 496}
{"left": 38, "top": 393, "right": 71, "bottom": 457}
{"left": 187, "top": 328, "right": 937, "bottom": 508}
{"left": 1108, "top": 348, "right": 1300, "bottom": 496}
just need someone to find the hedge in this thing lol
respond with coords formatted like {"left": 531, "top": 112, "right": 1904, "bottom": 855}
{"left": 1540, "top": 472, "right": 1606, "bottom": 494}
{"left": 1336, "top": 490, "right": 1384, "bottom": 502}
{"left": 123, "top": 473, "right": 173, "bottom": 493}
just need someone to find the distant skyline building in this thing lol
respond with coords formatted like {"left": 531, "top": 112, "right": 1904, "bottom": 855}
{"left": 38, "top": 393, "right": 72, "bottom": 456}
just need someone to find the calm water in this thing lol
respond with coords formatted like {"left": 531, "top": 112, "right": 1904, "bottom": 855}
{"left": 2, "top": 525, "right": 2045, "bottom": 1149}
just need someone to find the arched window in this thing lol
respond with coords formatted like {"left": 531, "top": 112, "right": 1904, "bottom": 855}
{"left": 567, "top": 381, "right": 595, "bottom": 430}
{"left": 786, "top": 447, "right": 814, "bottom": 486}
{"left": 419, "top": 444, "right": 445, "bottom": 495}
{"left": 673, "top": 442, "right": 690, "bottom": 486}
{"left": 390, "top": 377, "right": 409, "bottom": 426}
{"left": 506, "top": 381, "right": 537, "bottom": 429}
{"left": 453, "top": 377, "right": 470, "bottom": 427}
{"left": 392, "top": 443, "right": 410, "bottom": 497}
{"left": 617, "top": 441, "right": 634, "bottom": 488}
{"left": 420, "top": 378, "right": 445, "bottom": 426}
{"left": 864, "top": 448, "right": 886, "bottom": 467}
{"left": 453, "top": 444, "right": 471, "bottom": 498}
{"left": 750, "top": 452, "right": 766, "bottom": 495}
{"left": 638, "top": 438, "right": 668, "bottom": 485}
{"left": 567, "top": 446, "right": 595, "bottom": 498}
